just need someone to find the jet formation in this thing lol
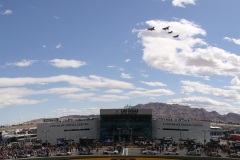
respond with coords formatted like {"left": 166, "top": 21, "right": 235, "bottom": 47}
{"left": 147, "top": 27, "right": 155, "bottom": 31}
{"left": 162, "top": 26, "right": 170, "bottom": 30}
{"left": 148, "top": 26, "right": 179, "bottom": 39}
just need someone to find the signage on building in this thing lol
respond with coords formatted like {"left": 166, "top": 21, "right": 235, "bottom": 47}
{"left": 100, "top": 109, "right": 152, "bottom": 115}
{"left": 163, "top": 122, "right": 203, "bottom": 127}
{"left": 50, "top": 122, "right": 89, "bottom": 128}
{"left": 114, "top": 109, "right": 139, "bottom": 114}
{"left": 43, "top": 118, "right": 59, "bottom": 122}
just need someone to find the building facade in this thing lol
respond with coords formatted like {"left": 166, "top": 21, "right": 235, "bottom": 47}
{"left": 37, "top": 109, "right": 211, "bottom": 145}
{"left": 152, "top": 119, "right": 210, "bottom": 144}
{"left": 37, "top": 118, "right": 99, "bottom": 144}
{"left": 100, "top": 109, "right": 152, "bottom": 142}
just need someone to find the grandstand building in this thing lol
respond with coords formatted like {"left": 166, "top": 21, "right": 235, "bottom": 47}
{"left": 37, "top": 108, "right": 210, "bottom": 144}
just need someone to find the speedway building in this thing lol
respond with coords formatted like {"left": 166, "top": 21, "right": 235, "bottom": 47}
{"left": 37, "top": 108, "right": 210, "bottom": 144}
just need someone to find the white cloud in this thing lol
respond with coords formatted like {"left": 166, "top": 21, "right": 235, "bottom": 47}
{"left": 61, "top": 93, "right": 95, "bottom": 101}
{"left": 1, "top": 9, "right": 12, "bottom": 15}
{"left": 7, "top": 59, "right": 36, "bottom": 67}
{"left": 55, "top": 43, "right": 62, "bottom": 49}
{"left": 121, "top": 73, "right": 133, "bottom": 79}
{"left": 228, "top": 77, "right": 240, "bottom": 90}
{"left": 105, "top": 89, "right": 124, "bottom": 94}
{"left": 125, "top": 59, "right": 131, "bottom": 62}
{"left": 224, "top": 37, "right": 240, "bottom": 45}
{"left": 172, "top": 0, "right": 196, "bottom": 8}
{"left": 0, "top": 87, "right": 47, "bottom": 108}
{"left": 126, "top": 89, "right": 174, "bottom": 97}
{"left": 181, "top": 80, "right": 240, "bottom": 100}
{"left": 53, "top": 16, "right": 59, "bottom": 19}
{"left": 0, "top": 75, "right": 135, "bottom": 89}
{"left": 0, "top": 99, "right": 46, "bottom": 108}
{"left": 134, "top": 19, "right": 240, "bottom": 77}
{"left": 231, "top": 77, "right": 240, "bottom": 86}
{"left": 203, "top": 76, "right": 210, "bottom": 81}
{"left": 42, "top": 45, "right": 47, "bottom": 48}
{"left": 91, "top": 94, "right": 129, "bottom": 102}
{"left": 107, "top": 65, "right": 116, "bottom": 68}
{"left": 168, "top": 96, "right": 239, "bottom": 114}
{"left": 52, "top": 107, "right": 100, "bottom": 116}
{"left": 49, "top": 59, "right": 87, "bottom": 68}
{"left": 140, "top": 73, "right": 149, "bottom": 78}
{"left": 39, "top": 87, "right": 83, "bottom": 95}
{"left": 140, "top": 81, "right": 166, "bottom": 87}
{"left": 0, "top": 87, "right": 83, "bottom": 108}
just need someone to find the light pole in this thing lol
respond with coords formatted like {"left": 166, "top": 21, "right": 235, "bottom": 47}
{"left": 202, "top": 130, "right": 210, "bottom": 145}
{"left": 129, "top": 128, "right": 133, "bottom": 142}
{"left": 42, "top": 130, "right": 49, "bottom": 146}
{"left": 46, "top": 130, "right": 49, "bottom": 145}
{"left": 79, "top": 127, "right": 81, "bottom": 139}
{"left": 117, "top": 128, "right": 121, "bottom": 142}
{"left": 179, "top": 129, "right": 181, "bottom": 143}
{"left": 112, "top": 128, "right": 114, "bottom": 142}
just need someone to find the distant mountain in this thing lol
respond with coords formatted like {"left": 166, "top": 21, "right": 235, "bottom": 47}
{"left": 130, "top": 102, "right": 240, "bottom": 124}
{"left": 24, "top": 102, "right": 240, "bottom": 125}
{"left": 59, "top": 114, "right": 99, "bottom": 121}
{"left": 23, "top": 115, "right": 99, "bottom": 125}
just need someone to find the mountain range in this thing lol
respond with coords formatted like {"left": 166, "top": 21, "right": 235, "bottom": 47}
{"left": 129, "top": 102, "right": 240, "bottom": 124}
{"left": 25, "top": 102, "right": 240, "bottom": 124}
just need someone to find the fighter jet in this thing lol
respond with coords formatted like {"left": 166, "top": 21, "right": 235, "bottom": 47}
{"left": 162, "top": 26, "right": 170, "bottom": 30}
{"left": 147, "top": 27, "right": 155, "bottom": 31}
{"left": 168, "top": 31, "right": 173, "bottom": 34}
{"left": 173, "top": 35, "right": 179, "bottom": 38}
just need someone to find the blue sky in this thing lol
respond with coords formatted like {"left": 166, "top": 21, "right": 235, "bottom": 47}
{"left": 1, "top": 0, "right": 240, "bottom": 125}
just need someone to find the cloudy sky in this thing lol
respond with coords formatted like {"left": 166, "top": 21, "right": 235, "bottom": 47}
{"left": 1, "top": 0, "right": 240, "bottom": 125}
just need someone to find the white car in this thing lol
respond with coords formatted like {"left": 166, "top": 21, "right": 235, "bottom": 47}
{"left": 142, "top": 150, "right": 157, "bottom": 155}
{"left": 54, "top": 151, "right": 72, "bottom": 156}
{"left": 103, "top": 148, "right": 119, "bottom": 154}
{"left": 164, "top": 149, "right": 179, "bottom": 155}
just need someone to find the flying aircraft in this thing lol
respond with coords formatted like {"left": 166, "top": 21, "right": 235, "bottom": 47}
{"left": 162, "top": 26, "right": 170, "bottom": 30}
{"left": 173, "top": 35, "right": 179, "bottom": 38}
{"left": 168, "top": 31, "right": 173, "bottom": 34}
{"left": 147, "top": 27, "right": 155, "bottom": 31}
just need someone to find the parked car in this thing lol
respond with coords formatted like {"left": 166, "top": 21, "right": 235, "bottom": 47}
{"left": 0, "top": 154, "right": 9, "bottom": 159}
{"left": 187, "top": 149, "right": 201, "bottom": 156}
{"left": 103, "top": 148, "right": 119, "bottom": 154}
{"left": 54, "top": 151, "right": 71, "bottom": 156}
{"left": 78, "top": 150, "right": 93, "bottom": 155}
{"left": 228, "top": 152, "right": 240, "bottom": 158}
{"left": 164, "top": 149, "right": 179, "bottom": 155}
{"left": 36, "top": 148, "right": 51, "bottom": 157}
{"left": 55, "top": 146, "right": 72, "bottom": 156}
{"left": 206, "top": 151, "right": 221, "bottom": 157}
{"left": 142, "top": 150, "right": 157, "bottom": 155}
{"left": 17, "top": 153, "right": 28, "bottom": 158}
